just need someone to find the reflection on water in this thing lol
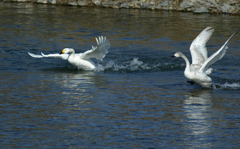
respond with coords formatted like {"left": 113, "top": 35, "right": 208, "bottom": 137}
{"left": 55, "top": 71, "right": 109, "bottom": 100}
{"left": 184, "top": 89, "right": 213, "bottom": 148}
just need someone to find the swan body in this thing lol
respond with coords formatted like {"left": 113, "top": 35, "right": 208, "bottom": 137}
{"left": 173, "top": 27, "right": 238, "bottom": 88}
{"left": 28, "top": 36, "right": 110, "bottom": 70}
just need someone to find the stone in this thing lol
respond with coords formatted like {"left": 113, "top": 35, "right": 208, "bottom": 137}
{"left": 94, "top": 0, "right": 101, "bottom": 6}
{"left": 48, "top": 0, "right": 56, "bottom": 4}
{"left": 3, "top": 0, "right": 240, "bottom": 15}
{"left": 150, "top": 1, "right": 155, "bottom": 5}
{"left": 77, "top": 0, "right": 87, "bottom": 6}
{"left": 161, "top": 0, "right": 168, "bottom": 7}
{"left": 220, "top": 3, "right": 233, "bottom": 13}
{"left": 120, "top": 3, "right": 129, "bottom": 8}
{"left": 194, "top": 6, "right": 209, "bottom": 13}
{"left": 140, "top": 2, "right": 148, "bottom": 8}
{"left": 112, "top": 6, "right": 119, "bottom": 9}
{"left": 102, "top": 2, "right": 108, "bottom": 7}
{"left": 180, "top": 0, "right": 196, "bottom": 9}
{"left": 37, "top": 0, "right": 47, "bottom": 3}
{"left": 156, "top": 4, "right": 161, "bottom": 9}
{"left": 68, "top": 2, "right": 77, "bottom": 5}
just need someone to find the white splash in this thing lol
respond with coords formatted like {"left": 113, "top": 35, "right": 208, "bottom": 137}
{"left": 101, "top": 58, "right": 152, "bottom": 72}
{"left": 213, "top": 82, "right": 240, "bottom": 90}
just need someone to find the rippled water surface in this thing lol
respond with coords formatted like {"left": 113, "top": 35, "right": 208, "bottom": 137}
{"left": 1, "top": 2, "right": 240, "bottom": 148}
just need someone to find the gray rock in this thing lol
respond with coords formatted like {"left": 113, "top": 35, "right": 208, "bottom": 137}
{"left": 77, "top": 0, "right": 87, "bottom": 6}
{"left": 120, "top": 3, "right": 129, "bottom": 8}
{"left": 69, "top": 2, "right": 77, "bottom": 6}
{"left": 156, "top": 4, "right": 161, "bottom": 9}
{"left": 180, "top": 0, "right": 196, "bottom": 9}
{"left": 94, "top": 0, "right": 101, "bottom": 6}
{"left": 220, "top": 3, "right": 233, "bottom": 13}
{"left": 37, "top": 0, "right": 47, "bottom": 3}
{"left": 194, "top": 6, "right": 209, "bottom": 13}
{"left": 140, "top": 2, "right": 148, "bottom": 8}
{"left": 161, "top": 0, "right": 168, "bottom": 7}
{"left": 48, "top": 0, "right": 56, "bottom": 4}
{"left": 102, "top": 2, "right": 108, "bottom": 7}
{"left": 150, "top": 1, "right": 155, "bottom": 5}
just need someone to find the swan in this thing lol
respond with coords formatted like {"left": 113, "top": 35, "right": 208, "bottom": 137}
{"left": 28, "top": 36, "right": 110, "bottom": 70}
{"left": 173, "top": 27, "right": 238, "bottom": 88}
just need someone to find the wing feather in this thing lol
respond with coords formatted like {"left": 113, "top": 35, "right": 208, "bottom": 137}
{"left": 28, "top": 52, "right": 43, "bottom": 58}
{"left": 41, "top": 52, "right": 69, "bottom": 60}
{"left": 28, "top": 52, "right": 69, "bottom": 60}
{"left": 190, "top": 27, "right": 214, "bottom": 65}
{"left": 81, "top": 36, "right": 110, "bottom": 61}
{"left": 199, "top": 30, "right": 239, "bottom": 73}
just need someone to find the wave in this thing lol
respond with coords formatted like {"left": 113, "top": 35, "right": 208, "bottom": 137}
{"left": 213, "top": 82, "right": 240, "bottom": 90}
{"left": 95, "top": 57, "right": 182, "bottom": 72}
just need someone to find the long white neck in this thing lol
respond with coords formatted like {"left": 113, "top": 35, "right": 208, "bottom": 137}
{"left": 68, "top": 49, "right": 75, "bottom": 58}
{"left": 180, "top": 53, "right": 191, "bottom": 72}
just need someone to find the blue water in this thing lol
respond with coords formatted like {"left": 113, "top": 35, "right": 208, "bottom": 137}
{"left": 0, "top": 2, "right": 240, "bottom": 148}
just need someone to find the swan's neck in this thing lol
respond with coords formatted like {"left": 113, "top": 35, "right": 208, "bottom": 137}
{"left": 68, "top": 49, "right": 75, "bottom": 58}
{"left": 181, "top": 54, "right": 191, "bottom": 72}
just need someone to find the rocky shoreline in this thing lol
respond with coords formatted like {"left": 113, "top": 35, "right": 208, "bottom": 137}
{"left": 3, "top": 0, "right": 240, "bottom": 15}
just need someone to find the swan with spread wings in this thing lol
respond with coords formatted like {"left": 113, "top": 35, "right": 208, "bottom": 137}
{"left": 173, "top": 27, "right": 238, "bottom": 88}
{"left": 28, "top": 36, "right": 110, "bottom": 70}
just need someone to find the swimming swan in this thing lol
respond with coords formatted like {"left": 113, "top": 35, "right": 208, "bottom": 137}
{"left": 28, "top": 36, "right": 110, "bottom": 70}
{"left": 173, "top": 27, "right": 238, "bottom": 88}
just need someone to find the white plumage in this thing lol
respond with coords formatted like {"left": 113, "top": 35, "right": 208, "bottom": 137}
{"left": 173, "top": 27, "right": 238, "bottom": 88}
{"left": 28, "top": 36, "right": 110, "bottom": 70}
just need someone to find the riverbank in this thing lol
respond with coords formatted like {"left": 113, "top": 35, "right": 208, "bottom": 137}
{"left": 3, "top": 0, "right": 240, "bottom": 15}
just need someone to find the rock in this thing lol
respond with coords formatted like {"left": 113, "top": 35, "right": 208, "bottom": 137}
{"left": 102, "top": 2, "right": 108, "bottom": 7}
{"left": 94, "top": 0, "right": 101, "bottom": 6}
{"left": 3, "top": 0, "right": 240, "bottom": 15}
{"left": 37, "top": 0, "right": 47, "bottom": 3}
{"left": 150, "top": 1, "right": 155, "bottom": 5}
{"left": 77, "top": 0, "right": 87, "bottom": 6}
{"left": 140, "top": 2, "right": 148, "bottom": 8}
{"left": 17, "top": 0, "right": 27, "bottom": 2}
{"left": 120, "top": 3, "right": 129, "bottom": 8}
{"left": 161, "top": 0, "right": 168, "bottom": 7}
{"left": 68, "top": 2, "right": 77, "bottom": 6}
{"left": 112, "top": 6, "right": 119, "bottom": 9}
{"left": 180, "top": 0, "right": 196, "bottom": 9}
{"left": 220, "top": 3, "right": 233, "bottom": 13}
{"left": 156, "top": 4, "right": 161, "bottom": 9}
{"left": 194, "top": 6, "right": 209, "bottom": 14}
{"left": 48, "top": 0, "right": 56, "bottom": 4}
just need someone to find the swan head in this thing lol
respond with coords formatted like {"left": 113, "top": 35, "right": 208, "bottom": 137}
{"left": 60, "top": 48, "right": 74, "bottom": 54}
{"left": 173, "top": 52, "right": 183, "bottom": 58}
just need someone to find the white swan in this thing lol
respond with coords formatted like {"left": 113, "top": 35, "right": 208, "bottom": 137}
{"left": 28, "top": 36, "right": 110, "bottom": 70}
{"left": 173, "top": 27, "right": 238, "bottom": 88}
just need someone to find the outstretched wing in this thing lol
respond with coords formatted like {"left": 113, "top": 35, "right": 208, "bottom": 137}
{"left": 28, "top": 52, "right": 69, "bottom": 60}
{"left": 81, "top": 36, "right": 110, "bottom": 61}
{"left": 190, "top": 27, "right": 214, "bottom": 65}
{"left": 199, "top": 30, "right": 239, "bottom": 73}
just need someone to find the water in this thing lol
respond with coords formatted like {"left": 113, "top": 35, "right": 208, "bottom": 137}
{"left": 1, "top": 2, "right": 240, "bottom": 148}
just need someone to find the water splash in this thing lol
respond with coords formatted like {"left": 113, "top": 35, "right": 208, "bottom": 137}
{"left": 213, "top": 82, "right": 240, "bottom": 90}
{"left": 95, "top": 58, "right": 155, "bottom": 72}
{"left": 94, "top": 57, "right": 181, "bottom": 72}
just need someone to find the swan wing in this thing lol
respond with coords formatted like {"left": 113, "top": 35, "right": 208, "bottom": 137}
{"left": 41, "top": 52, "right": 69, "bottom": 60}
{"left": 28, "top": 52, "right": 69, "bottom": 60}
{"left": 28, "top": 52, "right": 44, "bottom": 58}
{"left": 199, "top": 30, "right": 239, "bottom": 73}
{"left": 190, "top": 27, "right": 214, "bottom": 65}
{"left": 81, "top": 36, "right": 110, "bottom": 61}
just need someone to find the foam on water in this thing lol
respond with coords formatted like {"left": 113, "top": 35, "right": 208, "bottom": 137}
{"left": 213, "top": 82, "right": 240, "bottom": 90}
{"left": 94, "top": 57, "right": 179, "bottom": 72}
{"left": 94, "top": 58, "right": 154, "bottom": 72}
